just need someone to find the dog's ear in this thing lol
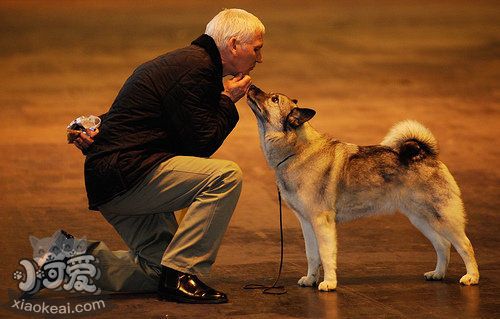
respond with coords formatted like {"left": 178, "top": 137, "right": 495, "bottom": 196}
{"left": 286, "top": 107, "right": 316, "bottom": 128}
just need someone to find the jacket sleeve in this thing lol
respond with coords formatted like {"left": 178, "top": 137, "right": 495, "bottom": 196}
{"left": 164, "top": 66, "right": 239, "bottom": 158}
{"left": 98, "top": 112, "right": 108, "bottom": 122}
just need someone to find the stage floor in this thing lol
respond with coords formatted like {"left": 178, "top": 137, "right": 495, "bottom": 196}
{"left": 1, "top": 1, "right": 498, "bottom": 318}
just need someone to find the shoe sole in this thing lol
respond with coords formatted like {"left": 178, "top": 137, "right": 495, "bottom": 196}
{"left": 158, "top": 295, "right": 228, "bottom": 304}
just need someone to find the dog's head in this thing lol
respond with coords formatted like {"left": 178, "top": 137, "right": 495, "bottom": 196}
{"left": 246, "top": 85, "right": 315, "bottom": 133}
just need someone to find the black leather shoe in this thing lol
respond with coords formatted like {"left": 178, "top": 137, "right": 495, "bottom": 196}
{"left": 158, "top": 266, "right": 228, "bottom": 304}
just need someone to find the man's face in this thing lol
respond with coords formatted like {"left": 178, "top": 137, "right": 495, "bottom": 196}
{"left": 227, "top": 33, "right": 264, "bottom": 76}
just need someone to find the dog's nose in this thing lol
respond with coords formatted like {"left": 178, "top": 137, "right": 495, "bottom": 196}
{"left": 248, "top": 84, "right": 261, "bottom": 93}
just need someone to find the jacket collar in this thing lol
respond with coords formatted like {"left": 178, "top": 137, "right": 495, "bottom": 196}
{"left": 192, "top": 34, "right": 223, "bottom": 77}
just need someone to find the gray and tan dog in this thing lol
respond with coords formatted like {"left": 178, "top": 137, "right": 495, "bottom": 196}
{"left": 246, "top": 85, "right": 479, "bottom": 291}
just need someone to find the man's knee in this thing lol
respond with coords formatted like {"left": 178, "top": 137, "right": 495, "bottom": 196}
{"left": 219, "top": 160, "right": 243, "bottom": 187}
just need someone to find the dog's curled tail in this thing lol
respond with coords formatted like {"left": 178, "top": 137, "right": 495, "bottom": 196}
{"left": 381, "top": 120, "right": 439, "bottom": 164}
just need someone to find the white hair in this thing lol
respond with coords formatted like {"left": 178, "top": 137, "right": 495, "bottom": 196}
{"left": 205, "top": 8, "right": 265, "bottom": 50}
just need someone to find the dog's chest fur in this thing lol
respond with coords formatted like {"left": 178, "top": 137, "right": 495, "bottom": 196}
{"left": 267, "top": 126, "right": 356, "bottom": 218}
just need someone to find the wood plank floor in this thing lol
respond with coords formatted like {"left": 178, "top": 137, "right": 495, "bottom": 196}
{"left": 1, "top": 1, "right": 498, "bottom": 318}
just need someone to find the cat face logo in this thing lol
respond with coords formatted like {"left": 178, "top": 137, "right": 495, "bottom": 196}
{"left": 29, "top": 230, "right": 87, "bottom": 267}
{"left": 14, "top": 229, "right": 98, "bottom": 296}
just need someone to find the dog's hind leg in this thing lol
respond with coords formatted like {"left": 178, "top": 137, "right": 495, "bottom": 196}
{"left": 409, "top": 195, "right": 479, "bottom": 285}
{"left": 297, "top": 215, "right": 321, "bottom": 287}
{"left": 435, "top": 196, "right": 479, "bottom": 285}
{"left": 438, "top": 218, "right": 479, "bottom": 285}
{"left": 310, "top": 210, "right": 337, "bottom": 291}
{"left": 407, "top": 215, "right": 451, "bottom": 281}
{"left": 448, "top": 232, "right": 479, "bottom": 285}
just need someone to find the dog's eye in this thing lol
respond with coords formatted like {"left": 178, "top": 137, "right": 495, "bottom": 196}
{"left": 271, "top": 95, "right": 279, "bottom": 104}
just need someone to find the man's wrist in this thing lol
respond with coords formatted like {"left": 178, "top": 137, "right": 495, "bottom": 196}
{"left": 222, "top": 91, "right": 236, "bottom": 102}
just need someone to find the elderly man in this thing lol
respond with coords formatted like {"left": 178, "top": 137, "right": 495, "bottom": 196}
{"left": 73, "top": 9, "right": 264, "bottom": 303}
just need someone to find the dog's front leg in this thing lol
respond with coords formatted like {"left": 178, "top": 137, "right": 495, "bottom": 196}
{"left": 297, "top": 216, "right": 321, "bottom": 287}
{"left": 311, "top": 210, "right": 337, "bottom": 291}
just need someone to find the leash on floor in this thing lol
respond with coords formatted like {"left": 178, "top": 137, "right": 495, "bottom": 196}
{"left": 243, "top": 186, "right": 287, "bottom": 295}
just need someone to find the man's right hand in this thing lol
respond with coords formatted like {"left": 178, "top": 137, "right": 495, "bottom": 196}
{"left": 73, "top": 129, "right": 98, "bottom": 152}
{"left": 222, "top": 73, "right": 252, "bottom": 103}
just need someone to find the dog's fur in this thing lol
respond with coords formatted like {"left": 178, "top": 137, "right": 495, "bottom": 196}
{"left": 246, "top": 85, "right": 479, "bottom": 291}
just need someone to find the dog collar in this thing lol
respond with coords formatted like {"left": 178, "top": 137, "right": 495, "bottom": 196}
{"left": 276, "top": 154, "right": 295, "bottom": 168}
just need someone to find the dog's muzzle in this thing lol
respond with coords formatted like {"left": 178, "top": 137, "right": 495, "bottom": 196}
{"left": 246, "top": 85, "right": 263, "bottom": 111}
{"left": 247, "top": 85, "right": 259, "bottom": 99}
{"left": 248, "top": 84, "right": 266, "bottom": 101}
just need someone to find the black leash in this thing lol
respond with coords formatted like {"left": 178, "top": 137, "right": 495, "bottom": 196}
{"left": 243, "top": 186, "right": 287, "bottom": 295}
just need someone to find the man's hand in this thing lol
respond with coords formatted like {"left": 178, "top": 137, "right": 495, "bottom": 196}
{"left": 73, "top": 129, "right": 99, "bottom": 152}
{"left": 222, "top": 73, "right": 252, "bottom": 103}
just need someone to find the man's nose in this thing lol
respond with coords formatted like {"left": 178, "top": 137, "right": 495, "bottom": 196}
{"left": 256, "top": 52, "right": 263, "bottom": 63}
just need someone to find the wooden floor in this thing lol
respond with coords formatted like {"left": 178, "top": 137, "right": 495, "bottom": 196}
{"left": 0, "top": 1, "right": 499, "bottom": 318}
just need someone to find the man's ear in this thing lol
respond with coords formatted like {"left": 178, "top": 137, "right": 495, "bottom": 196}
{"left": 228, "top": 37, "right": 238, "bottom": 54}
{"left": 286, "top": 107, "right": 316, "bottom": 128}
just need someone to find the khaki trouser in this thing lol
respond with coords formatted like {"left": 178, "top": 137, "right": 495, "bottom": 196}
{"left": 90, "top": 156, "right": 243, "bottom": 292}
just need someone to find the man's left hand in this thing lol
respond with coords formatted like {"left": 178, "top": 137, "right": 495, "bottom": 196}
{"left": 223, "top": 73, "right": 252, "bottom": 103}
{"left": 73, "top": 129, "right": 99, "bottom": 152}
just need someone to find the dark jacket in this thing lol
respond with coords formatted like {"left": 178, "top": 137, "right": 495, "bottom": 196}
{"left": 84, "top": 34, "right": 238, "bottom": 210}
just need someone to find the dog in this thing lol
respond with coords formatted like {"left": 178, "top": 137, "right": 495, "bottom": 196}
{"left": 246, "top": 85, "right": 479, "bottom": 291}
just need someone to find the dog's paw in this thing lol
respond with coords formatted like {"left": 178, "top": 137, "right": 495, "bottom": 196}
{"left": 459, "top": 273, "right": 479, "bottom": 286}
{"left": 318, "top": 280, "right": 337, "bottom": 291}
{"left": 424, "top": 270, "right": 445, "bottom": 281}
{"left": 298, "top": 275, "right": 317, "bottom": 287}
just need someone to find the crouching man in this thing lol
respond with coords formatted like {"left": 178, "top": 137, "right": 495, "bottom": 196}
{"left": 71, "top": 8, "right": 264, "bottom": 303}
